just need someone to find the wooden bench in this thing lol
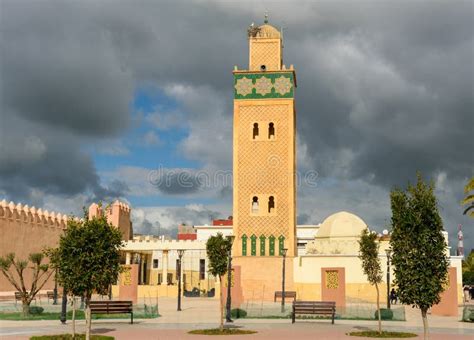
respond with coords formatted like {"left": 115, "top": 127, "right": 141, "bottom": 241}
{"left": 90, "top": 301, "right": 134, "bottom": 324}
{"left": 291, "top": 301, "right": 336, "bottom": 324}
{"left": 14, "top": 292, "right": 36, "bottom": 305}
{"left": 274, "top": 291, "right": 297, "bottom": 302}
{"left": 47, "top": 291, "right": 55, "bottom": 303}
{"left": 14, "top": 292, "right": 21, "bottom": 305}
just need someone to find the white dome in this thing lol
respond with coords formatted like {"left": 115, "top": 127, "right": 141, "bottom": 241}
{"left": 316, "top": 211, "right": 368, "bottom": 238}
{"left": 256, "top": 24, "right": 281, "bottom": 39}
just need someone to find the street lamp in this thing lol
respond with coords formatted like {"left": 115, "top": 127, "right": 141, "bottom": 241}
{"left": 281, "top": 248, "right": 288, "bottom": 313}
{"left": 53, "top": 268, "right": 58, "bottom": 305}
{"left": 177, "top": 249, "right": 185, "bottom": 311}
{"left": 60, "top": 287, "right": 67, "bottom": 324}
{"left": 385, "top": 248, "right": 392, "bottom": 309}
{"left": 225, "top": 235, "right": 235, "bottom": 323}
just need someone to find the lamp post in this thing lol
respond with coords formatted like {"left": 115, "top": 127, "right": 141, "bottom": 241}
{"left": 177, "top": 249, "right": 185, "bottom": 311}
{"left": 225, "top": 235, "right": 235, "bottom": 323}
{"left": 385, "top": 248, "right": 392, "bottom": 309}
{"left": 60, "top": 287, "right": 67, "bottom": 324}
{"left": 281, "top": 248, "right": 288, "bottom": 313}
{"left": 53, "top": 268, "right": 58, "bottom": 305}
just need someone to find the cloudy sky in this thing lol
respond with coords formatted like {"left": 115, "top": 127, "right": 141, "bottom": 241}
{"left": 0, "top": 1, "right": 472, "bottom": 251}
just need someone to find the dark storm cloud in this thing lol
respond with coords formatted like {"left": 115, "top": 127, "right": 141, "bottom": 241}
{"left": 150, "top": 169, "right": 202, "bottom": 195}
{"left": 0, "top": 1, "right": 472, "bottom": 247}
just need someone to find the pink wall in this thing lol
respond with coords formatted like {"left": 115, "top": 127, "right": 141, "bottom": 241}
{"left": 321, "top": 267, "right": 346, "bottom": 307}
{"left": 431, "top": 267, "right": 458, "bottom": 317}
{"left": 0, "top": 201, "right": 67, "bottom": 291}
{"left": 1, "top": 200, "right": 132, "bottom": 293}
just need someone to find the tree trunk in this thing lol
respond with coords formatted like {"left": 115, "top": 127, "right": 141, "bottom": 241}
{"left": 219, "top": 275, "right": 224, "bottom": 331}
{"left": 375, "top": 283, "right": 381, "bottom": 334}
{"left": 85, "top": 294, "right": 91, "bottom": 340}
{"left": 421, "top": 308, "right": 429, "bottom": 340}
{"left": 71, "top": 297, "right": 76, "bottom": 338}
{"left": 21, "top": 300, "right": 30, "bottom": 317}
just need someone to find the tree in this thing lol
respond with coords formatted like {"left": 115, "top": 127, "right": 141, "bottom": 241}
{"left": 0, "top": 252, "right": 54, "bottom": 316}
{"left": 206, "top": 233, "right": 232, "bottom": 331}
{"left": 462, "top": 250, "right": 474, "bottom": 285}
{"left": 358, "top": 228, "right": 383, "bottom": 334}
{"left": 390, "top": 173, "right": 449, "bottom": 340}
{"left": 50, "top": 212, "right": 123, "bottom": 340}
{"left": 461, "top": 177, "right": 474, "bottom": 217}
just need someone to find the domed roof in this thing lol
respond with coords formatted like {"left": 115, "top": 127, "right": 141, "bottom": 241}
{"left": 256, "top": 24, "right": 281, "bottom": 39}
{"left": 316, "top": 211, "right": 368, "bottom": 238}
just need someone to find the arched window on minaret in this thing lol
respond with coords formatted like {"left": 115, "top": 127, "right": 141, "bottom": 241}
{"left": 253, "top": 123, "right": 259, "bottom": 139}
{"left": 268, "top": 196, "right": 275, "bottom": 213}
{"left": 252, "top": 196, "right": 259, "bottom": 213}
{"left": 268, "top": 122, "right": 275, "bottom": 139}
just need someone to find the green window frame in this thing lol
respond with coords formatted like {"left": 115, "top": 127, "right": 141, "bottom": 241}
{"left": 269, "top": 235, "right": 276, "bottom": 256}
{"left": 242, "top": 234, "right": 248, "bottom": 256}
{"left": 250, "top": 234, "right": 257, "bottom": 256}
{"left": 259, "top": 235, "right": 266, "bottom": 256}
{"left": 278, "top": 235, "right": 285, "bottom": 255}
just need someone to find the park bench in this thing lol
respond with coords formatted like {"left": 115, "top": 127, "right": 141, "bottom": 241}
{"left": 47, "top": 291, "right": 55, "bottom": 303}
{"left": 274, "top": 291, "right": 297, "bottom": 302}
{"left": 14, "top": 291, "right": 36, "bottom": 305}
{"left": 291, "top": 301, "right": 336, "bottom": 324}
{"left": 90, "top": 300, "right": 134, "bottom": 324}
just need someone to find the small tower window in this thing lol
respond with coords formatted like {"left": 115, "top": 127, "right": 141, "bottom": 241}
{"left": 268, "top": 196, "right": 275, "bottom": 213}
{"left": 268, "top": 122, "right": 275, "bottom": 139}
{"left": 253, "top": 123, "right": 259, "bottom": 139}
{"left": 260, "top": 65, "right": 266, "bottom": 71}
{"left": 252, "top": 196, "right": 259, "bottom": 213}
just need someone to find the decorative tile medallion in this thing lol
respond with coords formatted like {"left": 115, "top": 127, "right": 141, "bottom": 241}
{"left": 235, "top": 77, "right": 254, "bottom": 96}
{"left": 122, "top": 265, "right": 132, "bottom": 286}
{"left": 234, "top": 72, "right": 295, "bottom": 99}
{"left": 274, "top": 76, "right": 292, "bottom": 95}
{"left": 255, "top": 77, "right": 273, "bottom": 95}
{"left": 325, "top": 270, "right": 339, "bottom": 289}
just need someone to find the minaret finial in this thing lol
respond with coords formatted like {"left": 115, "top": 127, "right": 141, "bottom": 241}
{"left": 264, "top": 12, "right": 269, "bottom": 24}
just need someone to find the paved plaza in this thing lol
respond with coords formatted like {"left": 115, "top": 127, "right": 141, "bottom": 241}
{"left": 1, "top": 298, "right": 473, "bottom": 339}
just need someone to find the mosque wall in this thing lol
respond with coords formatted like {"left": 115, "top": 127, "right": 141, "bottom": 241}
{"left": 0, "top": 200, "right": 68, "bottom": 292}
{"left": 0, "top": 199, "right": 132, "bottom": 293}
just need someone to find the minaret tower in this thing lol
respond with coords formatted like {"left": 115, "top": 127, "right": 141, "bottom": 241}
{"left": 457, "top": 224, "right": 464, "bottom": 257}
{"left": 232, "top": 18, "right": 297, "bottom": 300}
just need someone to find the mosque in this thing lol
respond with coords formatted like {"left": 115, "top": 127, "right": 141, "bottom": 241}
{"left": 0, "top": 19, "right": 463, "bottom": 316}
{"left": 113, "top": 19, "right": 463, "bottom": 315}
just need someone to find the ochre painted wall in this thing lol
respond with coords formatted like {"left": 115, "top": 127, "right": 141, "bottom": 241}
{"left": 1, "top": 200, "right": 132, "bottom": 293}
{"left": 0, "top": 203, "right": 66, "bottom": 292}
{"left": 233, "top": 256, "right": 294, "bottom": 302}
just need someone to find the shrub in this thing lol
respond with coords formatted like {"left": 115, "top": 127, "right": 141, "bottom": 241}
{"left": 230, "top": 308, "right": 247, "bottom": 319}
{"left": 144, "top": 304, "right": 158, "bottom": 316}
{"left": 29, "top": 306, "right": 44, "bottom": 315}
{"left": 461, "top": 306, "right": 474, "bottom": 322}
{"left": 374, "top": 308, "right": 394, "bottom": 320}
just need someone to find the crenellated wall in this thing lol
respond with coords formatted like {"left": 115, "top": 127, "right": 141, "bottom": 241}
{"left": 0, "top": 199, "right": 132, "bottom": 293}
{"left": 89, "top": 201, "right": 132, "bottom": 240}
{"left": 0, "top": 200, "right": 72, "bottom": 291}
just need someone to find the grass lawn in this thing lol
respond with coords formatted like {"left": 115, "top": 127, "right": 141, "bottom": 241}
{"left": 0, "top": 310, "right": 158, "bottom": 321}
{"left": 188, "top": 329, "right": 257, "bottom": 336}
{"left": 30, "top": 335, "right": 114, "bottom": 340}
{"left": 348, "top": 331, "right": 417, "bottom": 338}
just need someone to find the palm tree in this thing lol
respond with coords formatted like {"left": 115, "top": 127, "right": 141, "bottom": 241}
{"left": 462, "top": 177, "right": 474, "bottom": 217}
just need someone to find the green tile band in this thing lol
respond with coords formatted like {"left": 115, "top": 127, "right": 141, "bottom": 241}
{"left": 234, "top": 72, "right": 295, "bottom": 99}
